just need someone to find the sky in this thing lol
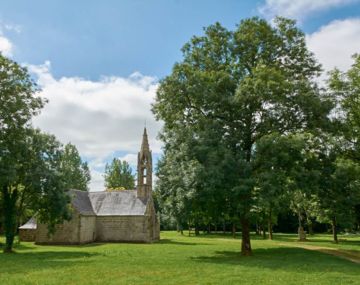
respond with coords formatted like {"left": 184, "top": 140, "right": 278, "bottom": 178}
{"left": 1, "top": 0, "right": 360, "bottom": 191}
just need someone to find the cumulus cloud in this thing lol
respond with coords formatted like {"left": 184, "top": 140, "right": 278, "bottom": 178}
{"left": 259, "top": 0, "right": 359, "bottom": 21}
{"left": 0, "top": 36, "right": 12, "bottom": 56}
{"left": 306, "top": 18, "right": 360, "bottom": 77}
{"left": 29, "top": 61, "right": 162, "bottom": 191}
{"left": 119, "top": 153, "right": 138, "bottom": 168}
{"left": 0, "top": 22, "right": 19, "bottom": 56}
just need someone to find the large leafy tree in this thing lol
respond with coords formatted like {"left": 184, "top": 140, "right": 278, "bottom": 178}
{"left": 313, "top": 137, "right": 360, "bottom": 243}
{"left": 153, "top": 17, "right": 331, "bottom": 255}
{"left": 0, "top": 55, "right": 71, "bottom": 252}
{"left": 327, "top": 54, "right": 360, "bottom": 239}
{"left": 253, "top": 133, "right": 306, "bottom": 240}
{"left": 104, "top": 158, "right": 135, "bottom": 190}
{"left": 61, "top": 143, "right": 91, "bottom": 191}
{"left": 329, "top": 54, "right": 360, "bottom": 161}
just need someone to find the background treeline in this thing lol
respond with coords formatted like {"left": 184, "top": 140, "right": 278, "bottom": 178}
{"left": 152, "top": 17, "right": 360, "bottom": 255}
{"left": 0, "top": 54, "right": 90, "bottom": 252}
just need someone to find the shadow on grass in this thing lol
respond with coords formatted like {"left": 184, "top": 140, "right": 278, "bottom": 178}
{"left": 0, "top": 250, "right": 98, "bottom": 274}
{"left": 191, "top": 247, "right": 360, "bottom": 274}
{"left": 159, "top": 239, "right": 205, "bottom": 246}
{"left": 184, "top": 232, "right": 360, "bottom": 247}
{"left": 273, "top": 234, "right": 360, "bottom": 246}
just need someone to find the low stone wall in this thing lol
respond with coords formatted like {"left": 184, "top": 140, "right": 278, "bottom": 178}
{"left": 19, "top": 229, "right": 36, "bottom": 242}
{"left": 95, "top": 215, "right": 152, "bottom": 242}
{"left": 36, "top": 214, "right": 81, "bottom": 244}
{"left": 79, "top": 216, "right": 96, "bottom": 243}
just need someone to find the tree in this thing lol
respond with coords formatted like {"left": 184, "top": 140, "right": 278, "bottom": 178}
{"left": 326, "top": 54, "right": 360, "bottom": 239}
{"left": 313, "top": 138, "right": 360, "bottom": 243}
{"left": 104, "top": 158, "right": 135, "bottom": 190}
{"left": 0, "top": 55, "right": 72, "bottom": 252}
{"left": 61, "top": 143, "right": 91, "bottom": 191}
{"left": 329, "top": 54, "right": 360, "bottom": 161}
{"left": 253, "top": 133, "right": 306, "bottom": 240}
{"left": 0, "top": 54, "right": 44, "bottom": 252}
{"left": 153, "top": 17, "right": 331, "bottom": 255}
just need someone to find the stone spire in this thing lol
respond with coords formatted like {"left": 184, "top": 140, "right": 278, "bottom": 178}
{"left": 137, "top": 127, "right": 152, "bottom": 199}
{"left": 140, "top": 127, "right": 149, "bottom": 152}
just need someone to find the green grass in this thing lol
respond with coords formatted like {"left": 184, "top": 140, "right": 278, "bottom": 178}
{"left": 0, "top": 232, "right": 359, "bottom": 285}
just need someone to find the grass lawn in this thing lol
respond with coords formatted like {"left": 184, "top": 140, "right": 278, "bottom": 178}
{"left": 0, "top": 231, "right": 359, "bottom": 285}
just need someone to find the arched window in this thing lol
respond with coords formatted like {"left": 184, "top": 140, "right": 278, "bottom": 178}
{"left": 143, "top": 168, "right": 147, "bottom": 184}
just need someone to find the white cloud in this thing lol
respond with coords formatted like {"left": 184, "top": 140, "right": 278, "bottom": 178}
{"left": 0, "top": 22, "right": 17, "bottom": 57}
{"left": 0, "top": 36, "right": 12, "bottom": 56}
{"left": 89, "top": 169, "right": 106, "bottom": 193}
{"left": 119, "top": 153, "right": 138, "bottom": 168}
{"left": 259, "top": 0, "right": 359, "bottom": 21}
{"left": 29, "top": 61, "right": 162, "bottom": 191}
{"left": 306, "top": 18, "right": 360, "bottom": 77}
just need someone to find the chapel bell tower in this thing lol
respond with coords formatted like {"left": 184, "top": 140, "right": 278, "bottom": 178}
{"left": 137, "top": 128, "right": 152, "bottom": 199}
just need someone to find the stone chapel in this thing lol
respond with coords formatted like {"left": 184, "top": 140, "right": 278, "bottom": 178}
{"left": 19, "top": 128, "right": 160, "bottom": 244}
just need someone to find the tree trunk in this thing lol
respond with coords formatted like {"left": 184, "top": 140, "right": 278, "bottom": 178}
{"left": 268, "top": 209, "right": 273, "bottom": 240}
{"left": 223, "top": 222, "right": 226, "bottom": 234}
{"left": 298, "top": 211, "right": 306, "bottom": 241}
{"left": 241, "top": 218, "right": 252, "bottom": 256}
{"left": 262, "top": 224, "right": 266, "bottom": 239}
{"left": 2, "top": 184, "right": 18, "bottom": 253}
{"left": 195, "top": 224, "right": 200, "bottom": 236}
{"left": 332, "top": 217, "right": 338, "bottom": 243}
{"left": 268, "top": 220, "right": 273, "bottom": 240}
{"left": 232, "top": 223, "right": 236, "bottom": 238}
{"left": 207, "top": 223, "right": 211, "bottom": 234}
{"left": 214, "top": 224, "right": 218, "bottom": 233}
{"left": 307, "top": 220, "right": 314, "bottom": 235}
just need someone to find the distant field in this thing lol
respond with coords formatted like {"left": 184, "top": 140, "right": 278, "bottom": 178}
{"left": 0, "top": 232, "right": 359, "bottom": 285}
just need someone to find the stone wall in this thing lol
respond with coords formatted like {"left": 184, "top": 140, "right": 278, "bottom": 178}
{"left": 35, "top": 213, "right": 81, "bottom": 244}
{"left": 79, "top": 216, "right": 96, "bottom": 243}
{"left": 95, "top": 216, "right": 151, "bottom": 242}
{"left": 19, "top": 229, "right": 36, "bottom": 242}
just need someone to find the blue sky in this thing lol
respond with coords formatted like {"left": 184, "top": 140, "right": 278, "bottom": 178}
{"left": 1, "top": 0, "right": 360, "bottom": 190}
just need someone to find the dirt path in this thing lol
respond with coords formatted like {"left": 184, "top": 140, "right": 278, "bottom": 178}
{"left": 279, "top": 243, "right": 360, "bottom": 264}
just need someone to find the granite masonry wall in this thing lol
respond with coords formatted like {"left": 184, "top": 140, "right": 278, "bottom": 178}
{"left": 95, "top": 215, "right": 151, "bottom": 242}
{"left": 35, "top": 214, "right": 81, "bottom": 244}
{"left": 19, "top": 229, "right": 36, "bottom": 242}
{"left": 79, "top": 216, "right": 96, "bottom": 243}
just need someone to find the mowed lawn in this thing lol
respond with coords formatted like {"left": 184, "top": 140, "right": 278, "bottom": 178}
{"left": 0, "top": 232, "right": 359, "bottom": 285}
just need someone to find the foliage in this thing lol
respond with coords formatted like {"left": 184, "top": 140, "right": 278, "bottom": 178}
{"left": 104, "top": 158, "right": 135, "bottom": 190}
{"left": 61, "top": 143, "right": 91, "bottom": 191}
{"left": 153, "top": 17, "right": 331, "bottom": 255}
{"left": 106, "top": 186, "right": 126, "bottom": 191}
{"left": 0, "top": 55, "right": 72, "bottom": 252}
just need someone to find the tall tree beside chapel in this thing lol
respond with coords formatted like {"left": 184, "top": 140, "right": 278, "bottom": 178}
{"left": 0, "top": 55, "right": 71, "bottom": 252}
{"left": 153, "top": 17, "right": 331, "bottom": 255}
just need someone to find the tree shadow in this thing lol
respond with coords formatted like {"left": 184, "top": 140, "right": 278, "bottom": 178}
{"left": 191, "top": 247, "right": 360, "bottom": 275}
{"left": 274, "top": 234, "right": 360, "bottom": 247}
{"left": 0, "top": 250, "right": 99, "bottom": 274}
{"left": 159, "top": 239, "right": 206, "bottom": 246}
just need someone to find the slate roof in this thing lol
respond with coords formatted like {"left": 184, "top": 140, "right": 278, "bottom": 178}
{"left": 19, "top": 189, "right": 148, "bottom": 229}
{"left": 89, "top": 190, "right": 147, "bottom": 216}
{"left": 19, "top": 217, "right": 37, "bottom": 229}
{"left": 68, "top": 189, "right": 148, "bottom": 216}
{"left": 69, "top": 189, "right": 96, "bottom": 216}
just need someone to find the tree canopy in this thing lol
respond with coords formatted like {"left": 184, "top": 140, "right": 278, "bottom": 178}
{"left": 152, "top": 17, "right": 353, "bottom": 255}
{"left": 0, "top": 54, "right": 89, "bottom": 252}
{"left": 104, "top": 158, "right": 135, "bottom": 190}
